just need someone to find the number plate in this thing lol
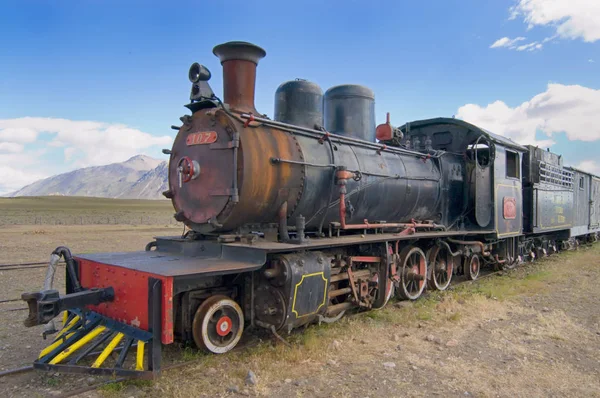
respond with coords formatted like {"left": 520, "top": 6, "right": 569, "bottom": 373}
{"left": 186, "top": 131, "right": 218, "bottom": 146}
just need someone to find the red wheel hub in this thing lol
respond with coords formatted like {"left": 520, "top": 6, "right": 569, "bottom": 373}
{"left": 216, "top": 316, "right": 232, "bottom": 336}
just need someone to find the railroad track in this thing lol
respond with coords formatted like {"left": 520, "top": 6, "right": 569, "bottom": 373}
{"left": 0, "top": 261, "right": 65, "bottom": 271}
{"left": 0, "top": 337, "right": 263, "bottom": 398}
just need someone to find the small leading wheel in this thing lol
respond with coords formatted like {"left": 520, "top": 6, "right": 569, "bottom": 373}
{"left": 465, "top": 255, "right": 480, "bottom": 281}
{"left": 426, "top": 245, "right": 454, "bottom": 291}
{"left": 395, "top": 246, "right": 428, "bottom": 300}
{"left": 192, "top": 295, "right": 244, "bottom": 354}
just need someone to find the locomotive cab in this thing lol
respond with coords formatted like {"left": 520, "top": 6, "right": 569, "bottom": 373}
{"left": 396, "top": 118, "right": 526, "bottom": 238}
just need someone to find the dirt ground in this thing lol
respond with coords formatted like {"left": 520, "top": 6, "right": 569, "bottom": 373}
{"left": 0, "top": 225, "right": 181, "bottom": 397}
{"left": 1, "top": 225, "right": 599, "bottom": 398}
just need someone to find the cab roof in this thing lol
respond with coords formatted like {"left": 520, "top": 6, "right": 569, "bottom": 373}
{"left": 399, "top": 117, "right": 527, "bottom": 151}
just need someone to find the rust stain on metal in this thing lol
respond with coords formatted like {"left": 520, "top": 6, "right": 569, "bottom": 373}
{"left": 213, "top": 42, "right": 266, "bottom": 113}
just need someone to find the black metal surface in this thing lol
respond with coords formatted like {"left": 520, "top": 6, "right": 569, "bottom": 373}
{"left": 225, "top": 229, "right": 493, "bottom": 252}
{"left": 38, "top": 314, "right": 103, "bottom": 363}
{"left": 115, "top": 336, "right": 134, "bottom": 368}
{"left": 148, "top": 278, "right": 162, "bottom": 375}
{"left": 274, "top": 79, "right": 323, "bottom": 129}
{"left": 591, "top": 177, "right": 600, "bottom": 229}
{"left": 239, "top": 113, "right": 436, "bottom": 158}
{"left": 52, "top": 247, "right": 82, "bottom": 292}
{"left": 493, "top": 146, "right": 524, "bottom": 237}
{"left": 255, "top": 251, "right": 330, "bottom": 333}
{"left": 98, "top": 312, "right": 153, "bottom": 342}
{"left": 571, "top": 169, "right": 590, "bottom": 232}
{"left": 324, "top": 84, "right": 376, "bottom": 142}
{"left": 75, "top": 240, "right": 266, "bottom": 277}
{"left": 522, "top": 146, "right": 574, "bottom": 234}
{"left": 69, "top": 330, "right": 113, "bottom": 365}
{"left": 287, "top": 132, "right": 442, "bottom": 230}
{"left": 173, "top": 274, "right": 223, "bottom": 296}
{"left": 22, "top": 288, "right": 114, "bottom": 327}
{"left": 396, "top": 118, "right": 527, "bottom": 152}
{"left": 472, "top": 138, "right": 493, "bottom": 228}
{"left": 29, "top": 308, "right": 155, "bottom": 379}
{"left": 213, "top": 41, "right": 266, "bottom": 64}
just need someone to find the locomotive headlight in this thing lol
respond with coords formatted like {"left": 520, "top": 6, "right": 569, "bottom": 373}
{"left": 188, "top": 62, "right": 211, "bottom": 83}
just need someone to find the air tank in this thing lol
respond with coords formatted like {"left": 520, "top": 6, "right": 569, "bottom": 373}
{"left": 324, "top": 84, "right": 376, "bottom": 142}
{"left": 274, "top": 79, "right": 324, "bottom": 129}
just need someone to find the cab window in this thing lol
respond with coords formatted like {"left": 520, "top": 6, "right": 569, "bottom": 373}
{"left": 506, "top": 150, "right": 519, "bottom": 179}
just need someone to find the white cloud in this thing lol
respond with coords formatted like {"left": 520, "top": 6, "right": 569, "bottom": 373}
{"left": 515, "top": 41, "right": 543, "bottom": 51}
{"left": 0, "top": 166, "right": 49, "bottom": 194}
{"left": 510, "top": 0, "right": 600, "bottom": 43}
{"left": 0, "top": 117, "right": 172, "bottom": 167}
{"left": 576, "top": 160, "right": 600, "bottom": 176}
{"left": 0, "top": 149, "right": 50, "bottom": 195}
{"left": 457, "top": 83, "right": 600, "bottom": 147}
{"left": 0, "top": 117, "right": 173, "bottom": 195}
{"left": 489, "top": 36, "right": 541, "bottom": 52}
{"left": 589, "top": 59, "right": 595, "bottom": 63}
{"left": 0, "top": 142, "right": 24, "bottom": 153}
{"left": 64, "top": 147, "right": 76, "bottom": 162}
{"left": 490, "top": 36, "right": 526, "bottom": 48}
{"left": 0, "top": 127, "right": 38, "bottom": 143}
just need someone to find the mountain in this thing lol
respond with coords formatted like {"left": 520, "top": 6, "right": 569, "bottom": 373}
{"left": 9, "top": 155, "right": 170, "bottom": 200}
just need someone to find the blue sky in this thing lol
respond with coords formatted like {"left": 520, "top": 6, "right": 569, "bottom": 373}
{"left": 0, "top": 0, "right": 599, "bottom": 194}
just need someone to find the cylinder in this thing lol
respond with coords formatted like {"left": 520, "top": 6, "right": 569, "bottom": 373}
{"left": 324, "top": 84, "right": 376, "bottom": 142}
{"left": 274, "top": 79, "right": 324, "bottom": 129}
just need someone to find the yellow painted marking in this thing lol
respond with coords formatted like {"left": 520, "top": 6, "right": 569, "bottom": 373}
{"left": 497, "top": 231, "right": 521, "bottom": 237}
{"left": 39, "top": 332, "right": 75, "bottom": 359}
{"left": 55, "top": 315, "right": 80, "bottom": 340}
{"left": 62, "top": 311, "right": 68, "bottom": 327}
{"left": 91, "top": 332, "right": 124, "bottom": 368}
{"left": 49, "top": 326, "right": 106, "bottom": 364}
{"left": 291, "top": 272, "right": 328, "bottom": 318}
{"left": 537, "top": 224, "right": 572, "bottom": 230}
{"left": 136, "top": 341, "right": 145, "bottom": 371}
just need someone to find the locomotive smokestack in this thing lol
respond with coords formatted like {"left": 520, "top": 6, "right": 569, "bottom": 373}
{"left": 213, "top": 41, "right": 266, "bottom": 112}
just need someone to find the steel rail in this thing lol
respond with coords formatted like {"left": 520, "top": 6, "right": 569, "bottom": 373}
{"left": 0, "top": 365, "right": 33, "bottom": 378}
{"left": 0, "top": 262, "right": 65, "bottom": 272}
{"left": 0, "top": 261, "right": 64, "bottom": 268}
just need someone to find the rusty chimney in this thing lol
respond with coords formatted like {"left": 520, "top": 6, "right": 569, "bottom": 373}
{"left": 213, "top": 41, "right": 266, "bottom": 113}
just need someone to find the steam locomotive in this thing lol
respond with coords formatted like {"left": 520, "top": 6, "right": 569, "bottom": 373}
{"left": 22, "top": 41, "right": 600, "bottom": 377}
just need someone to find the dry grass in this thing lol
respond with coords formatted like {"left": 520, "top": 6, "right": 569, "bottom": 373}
{"left": 146, "top": 245, "right": 600, "bottom": 398}
{"left": 0, "top": 195, "right": 174, "bottom": 225}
